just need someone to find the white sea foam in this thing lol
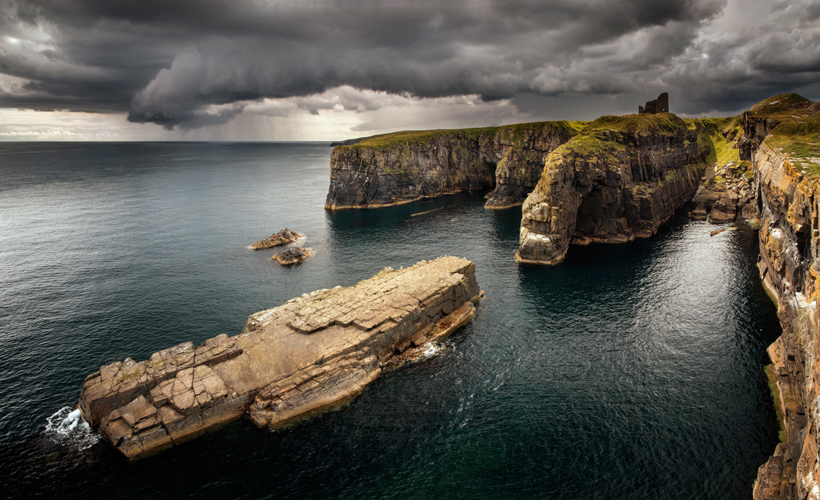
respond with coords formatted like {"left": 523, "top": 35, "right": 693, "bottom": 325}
{"left": 44, "top": 406, "right": 99, "bottom": 451}
{"left": 418, "top": 341, "right": 446, "bottom": 360}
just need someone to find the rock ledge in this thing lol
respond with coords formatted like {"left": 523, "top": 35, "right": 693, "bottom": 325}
{"left": 78, "top": 256, "right": 481, "bottom": 459}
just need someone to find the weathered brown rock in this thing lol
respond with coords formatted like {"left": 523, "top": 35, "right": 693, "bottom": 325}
{"left": 690, "top": 161, "right": 756, "bottom": 224}
{"left": 272, "top": 247, "right": 310, "bottom": 265}
{"left": 517, "top": 113, "right": 708, "bottom": 265}
{"left": 78, "top": 257, "right": 481, "bottom": 459}
{"left": 753, "top": 141, "right": 818, "bottom": 499}
{"left": 250, "top": 228, "right": 302, "bottom": 250}
{"left": 324, "top": 122, "right": 580, "bottom": 210}
{"left": 747, "top": 95, "right": 820, "bottom": 499}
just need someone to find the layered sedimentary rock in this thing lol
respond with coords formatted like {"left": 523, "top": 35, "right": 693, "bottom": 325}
{"left": 691, "top": 160, "right": 756, "bottom": 224}
{"left": 743, "top": 95, "right": 820, "bottom": 499}
{"left": 739, "top": 94, "right": 814, "bottom": 162}
{"left": 78, "top": 256, "right": 481, "bottom": 459}
{"left": 516, "top": 113, "right": 709, "bottom": 265}
{"left": 325, "top": 122, "right": 580, "bottom": 210}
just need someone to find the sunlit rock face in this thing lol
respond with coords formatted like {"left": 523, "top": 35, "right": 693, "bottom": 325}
{"left": 78, "top": 257, "right": 481, "bottom": 460}
{"left": 748, "top": 95, "right": 820, "bottom": 500}
{"left": 516, "top": 113, "right": 708, "bottom": 265}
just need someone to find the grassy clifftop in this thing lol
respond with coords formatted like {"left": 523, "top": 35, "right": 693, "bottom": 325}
{"left": 766, "top": 113, "right": 820, "bottom": 172}
{"left": 334, "top": 93, "right": 819, "bottom": 179}
{"left": 337, "top": 120, "right": 586, "bottom": 151}
{"left": 746, "top": 93, "right": 820, "bottom": 176}
{"left": 546, "top": 113, "right": 703, "bottom": 160}
{"left": 585, "top": 112, "right": 686, "bottom": 135}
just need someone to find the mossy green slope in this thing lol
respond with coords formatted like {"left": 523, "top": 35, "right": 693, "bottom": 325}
{"left": 338, "top": 120, "right": 585, "bottom": 151}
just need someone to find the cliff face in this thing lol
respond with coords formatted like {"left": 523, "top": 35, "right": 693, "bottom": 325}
{"left": 484, "top": 123, "right": 581, "bottom": 208}
{"left": 739, "top": 94, "right": 815, "bottom": 161}
{"left": 747, "top": 96, "right": 820, "bottom": 500}
{"left": 325, "top": 122, "right": 580, "bottom": 210}
{"left": 516, "top": 114, "right": 709, "bottom": 265}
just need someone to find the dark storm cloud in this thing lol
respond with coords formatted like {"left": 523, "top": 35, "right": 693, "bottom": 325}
{"left": 0, "top": 0, "right": 817, "bottom": 129}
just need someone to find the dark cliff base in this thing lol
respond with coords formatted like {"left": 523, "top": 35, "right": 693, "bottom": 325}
{"left": 325, "top": 122, "right": 582, "bottom": 210}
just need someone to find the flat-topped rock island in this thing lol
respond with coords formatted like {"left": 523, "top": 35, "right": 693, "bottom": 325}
{"left": 78, "top": 256, "right": 482, "bottom": 460}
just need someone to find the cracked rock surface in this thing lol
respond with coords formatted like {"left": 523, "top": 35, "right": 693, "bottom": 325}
{"left": 78, "top": 256, "right": 481, "bottom": 459}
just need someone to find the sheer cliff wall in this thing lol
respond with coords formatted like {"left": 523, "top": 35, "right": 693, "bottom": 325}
{"left": 515, "top": 113, "right": 710, "bottom": 265}
{"left": 743, "top": 94, "right": 820, "bottom": 500}
{"left": 325, "top": 121, "right": 582, "bottom": 210}
{"left": 324, "top": 96, "right": 820, "bottom": 499}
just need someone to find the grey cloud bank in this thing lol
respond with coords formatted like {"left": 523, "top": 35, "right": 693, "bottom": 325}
{"left": 1, "top": 0, "right": 819, "bottom": 132}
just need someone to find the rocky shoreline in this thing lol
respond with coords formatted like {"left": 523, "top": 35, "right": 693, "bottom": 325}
{"left": 325, "top": 93, "right": 820, "bottom": 498}
{"left": 75, "top": 92, "right": 820, "bottom": 495}
{"left": 78, "top": 257, "right": 481, "bottom": 459}
{"left": 325, "top": 121, "right": 581, "bottom": 210}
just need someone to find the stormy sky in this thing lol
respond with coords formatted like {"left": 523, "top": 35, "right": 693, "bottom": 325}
{"left": 1, "top": 0, "right": 819, "bottom": 140}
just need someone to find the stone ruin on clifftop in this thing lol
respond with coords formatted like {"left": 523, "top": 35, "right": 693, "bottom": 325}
{"left": 639, "top": 93, "right": 669, "bottom": 114}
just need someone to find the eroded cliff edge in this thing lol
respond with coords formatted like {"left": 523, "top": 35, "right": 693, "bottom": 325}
{"left": 78, "top": 256, "right": 481, "bottom": 460}
{"left": 325, "top": 121, "right": 582, "bottom": 210}
{"left": 741, "top": 94, "right": 820, "bottom": 500}
{"left": 516, "top": 113, "right": 711, "bottom": 265}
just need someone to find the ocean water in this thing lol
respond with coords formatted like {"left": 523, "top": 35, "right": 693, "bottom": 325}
{"left": 0, "top": 142, "right": 781, "bottom": 499}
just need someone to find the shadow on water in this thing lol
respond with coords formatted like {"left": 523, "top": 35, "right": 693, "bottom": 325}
{"left": 325, "top": 191, "right": 489, "bottom": 239}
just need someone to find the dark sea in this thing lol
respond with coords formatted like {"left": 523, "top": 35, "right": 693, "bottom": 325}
{"left": 0, "top": 142, "right": 781, "bottom": 499}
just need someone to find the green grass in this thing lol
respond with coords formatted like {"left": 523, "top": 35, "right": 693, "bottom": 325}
{"left": 584, "top": 112, "right": 687, "bottom": 135}
{"left": 348, "top": 127, "right": 498, "bottom": 150}
{"left": 763, "top": 111, "right": 820, "bottom": 178}
{"left": 750, "top": 93, "right": 811, "bottom": 116}
{"left": 561, "top": 135, "right": 623, "bottom": 157}
{"left": 683, "top": 117, "right": 752, "bottom": 180}
{"left": 767, "top": 120, "right": 820, "bottom": 156}
{"left": 339, "top": 120, "right": 586, "bottom": 151}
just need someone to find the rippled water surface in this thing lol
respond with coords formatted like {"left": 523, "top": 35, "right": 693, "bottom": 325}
{"left": 0, "top": 142, "right": 781, "bottom": 499}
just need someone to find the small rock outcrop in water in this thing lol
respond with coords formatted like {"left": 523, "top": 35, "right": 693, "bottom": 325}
{"left": 272, "top": 247, "right": 310, "bottom": 265}
{"left": 77, "top": 257, "right": 481, "bottom": 459}
{"left": 325, "top": 122, "right": 582, "bottom": 210}
{"left": 638, "top": 92, "right": 669, "bottom": 114}
{"left": 516, "top": 113, "right": 708, "bottom": 265}
{"left": 250, "top": 228, "right": 302, "bottom": 250}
